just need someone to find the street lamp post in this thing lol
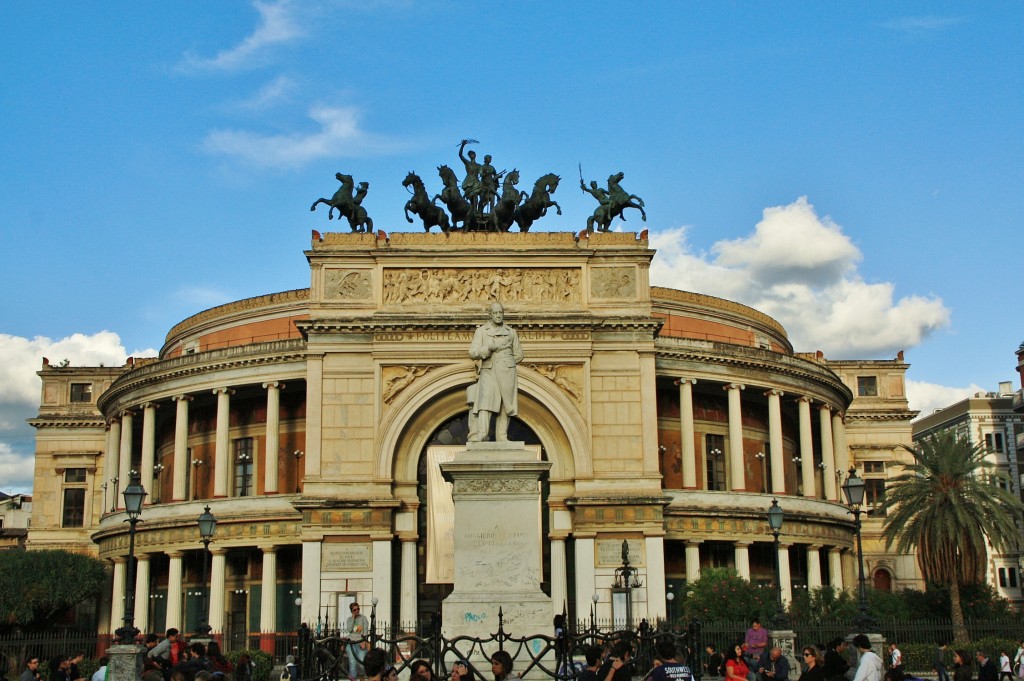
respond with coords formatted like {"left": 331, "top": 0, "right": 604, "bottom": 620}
{"left": 766, "top": 498, "right": 788, "bottom": 629}
{"left": 116, "top": 474, "right": 147, "bottom": 642}
{"left": 666, "top": 587, "right": 675, "bottom": 625}
{"left": 196, "top": 505, "right": 217, "bottom": 636}
{"left": 841, "top": 468, "right": 873, "bottom": 630}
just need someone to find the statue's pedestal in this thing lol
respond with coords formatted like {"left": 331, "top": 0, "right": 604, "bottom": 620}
{"left": 770, "top": 630, "right": 798, "bottom": 676}
{"left": 106, "top": 644, "right": 143, "bottom": 681}
{"left": 440, "top": 442, "right": 552, "bottom": 641}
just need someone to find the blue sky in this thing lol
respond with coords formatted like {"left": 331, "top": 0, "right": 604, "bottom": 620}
{"left": 1, "top": 1, "right": 1022, "bottom": 492}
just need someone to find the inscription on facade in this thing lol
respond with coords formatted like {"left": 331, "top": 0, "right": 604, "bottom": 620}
{"left": 383, "top": 268, "right": 581, "bottom": 306}
{"left": 597, "top": 538, "right": 645, "bottom": 567}
{"left": 322, "top": 542, "right": 373, "bottom": 572}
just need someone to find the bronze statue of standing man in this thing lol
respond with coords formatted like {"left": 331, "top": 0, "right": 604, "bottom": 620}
{"left": 468, "top": 303, "right": 524, "bottom": 442}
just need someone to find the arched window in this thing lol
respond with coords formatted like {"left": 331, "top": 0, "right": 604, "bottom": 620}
{"left": 873, "top": 568, "right": 892, "bottom": 592}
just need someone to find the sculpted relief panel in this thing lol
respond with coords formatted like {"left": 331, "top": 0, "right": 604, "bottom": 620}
{"left": 526, "top": 363, "right": 583, "bottom": 404}
{"left": 381, "top": 365, "right": 438, "bottom": 404}
{"left": 383, "top": 268, "right": 581, "bottom": 306}
{"left": 324, "top": 269, "right": 372, "bottom": 300}
{"left": 591, "top": 267, "right": 636, "bottom": 299}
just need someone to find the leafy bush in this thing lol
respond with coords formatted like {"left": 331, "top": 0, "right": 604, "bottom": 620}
{"left": 0, "top": 551, "right": 107, "bottom": 631}
{"left": 678, "top": 568, "right": 778, "bottom": 622}
{"left": 227, "top": 649, "right": 274, "bottom": 681}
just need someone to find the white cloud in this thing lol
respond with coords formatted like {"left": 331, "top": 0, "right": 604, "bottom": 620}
{"left": 649, "top": 197, "right": 951, "bottom": 359}
{"left": 232, "top": 75, "right": 297, "bottom": 111}
{"left": 204, "top": 105, "right": 402, "bottom": 169}
{"left": 0, "top": 443, "right": 35, "bottom": 495}
{"left": 907, "top": 379, "right": 985, "bottom": 419}
{"left": 881, "top": 16, "right": 963, "bottom": 34}
{"left": 0, "top": 332, "right": 158, "bottom": 494}
{"left": 182, "top": 0, "right": 303, "bottom": 72}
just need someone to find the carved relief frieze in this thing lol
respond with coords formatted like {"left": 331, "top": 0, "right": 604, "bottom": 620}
{"left": 382, "top": 365, "right": 439, "bottom": 404}
{"left": 453, "top": 478, "right": 538, "bottom": 494}
{"left": 591, "top": 267, "right": 636, "bottom": 299}
{"left": 383, "top": 268, "right": 581, "bottom": 306}
{"left": 527, "top": 364, "right": 583, "bottom": 404}
{"left": 324, "top": 269, "right": 372, "bottom": 300}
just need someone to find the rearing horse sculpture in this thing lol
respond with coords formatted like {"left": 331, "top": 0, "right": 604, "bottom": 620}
{"left": 403, "top": 172, "right": 450, "bottom": 233}
{"left": 513, "top": 173, "right": 561, "bottom": 232}
{"left": 488, "top": 169, "right": 523, "bottom": 232}
{"left": 434, "top": 165, "right": 474, "bottom": 230}
{"left": 310, "top": 172, "right": 374, "bottom": 232}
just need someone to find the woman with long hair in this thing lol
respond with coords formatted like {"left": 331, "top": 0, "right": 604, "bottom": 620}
{"left": 953, "top": 650, "right": 972, "bottom": 681}
{"left": 490, "top": 651, "right": 515, "bottom": 681}
{"left": 207, "top": 641, "right": 234, "bottom": 677}
{"left": 799, "top": 647, "right": 826, "bottom": 681}
{"left": 724, "top": 644, "right": 749, "bottom": 681}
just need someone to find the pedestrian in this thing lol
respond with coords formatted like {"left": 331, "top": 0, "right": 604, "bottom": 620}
{"left": 206, "top": 642, "right": 233, "bottom": 678}
{"left": 646, "top": 640, "right": 693, "bottom": 681}
{"left": 935, "top": 643, "right": 950, "bottom": 681}
{"left": 363, "top": 649, "right": 388, "bottom": 681}
{"left": 91, "top": 657, "right": 109, "bottom": 681}
{"left": 410, "top": 660, "right": 433, "bottom": 681}
{"left": 579, "top": 646, "right": 603, "bottom": 681}
{"left": 758, "top": 648, "right": 791, "bottom": 681}
{"left": 977, "top": 651, "right": 998, "bottom": 681}
{"left": 20, "top": 656, "right": 42, "bottom": 681}
{"left": 344, "top": 602, "right": 370, "bottom": 681}
{"left": 999, "top": 652, "right": 1012, "bottom": 681}
{"left": 68, "top": 652, "right": 86, "bottom": 681}
{"left": 705, "top": 645, "right": 725, "bottom": 678}
{"left": 889, "top": 645, "right": 902, "bottom": 674}
{"left": 852, "top": 635, "right": 883, "bottom": 681}
{"left": 823, "top": 639, "right": 850, "bottom": 681}
{"left": 725, "top": 645, "right": 751, "bottom": 681}
{"left": 799, "top": 647, "right": 826, "bottom": 681}
{"left": 490, "top": 651, "right": 517, "bottom": 681}
{"left": 745, "top": 620, "right": 769, "bottom": 676}
{"left": 952, "top": 651, "right": 971, "bottom": 681}
{"left": 50, "top": 655, "right": 72, "bottom": 681}
{"left": 1014, "top": 643, "right": 1024, "bottom": 679}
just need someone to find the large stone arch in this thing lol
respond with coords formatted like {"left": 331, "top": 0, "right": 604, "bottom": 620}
{"left": 377, "top": 362, "right": 590, "bottom": 488}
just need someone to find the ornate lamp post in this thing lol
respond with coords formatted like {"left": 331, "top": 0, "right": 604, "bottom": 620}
{"left": 841, "top": 467, "right": 873, "bottom": 630}
{"left": 116, "top": 474, "right": 147, "bottom": 642}
{"left": 766, "top": 498, "right": 788, "bottom": 628}
{"left": 196, "top": 505, "right": 217, "bottom": 636}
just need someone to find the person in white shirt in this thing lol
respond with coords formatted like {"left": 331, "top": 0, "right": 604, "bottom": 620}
{"left": 999, "top": 651, "right": 1012, "bottom": 681}
{"left": 90, "top": 658, "right": 108, "bottom": 681}
{"left": 852, "top": 635, "right": 883, "bottom": 681}
{"left": 889, "top": 644, "right": 902, "bottom": 672}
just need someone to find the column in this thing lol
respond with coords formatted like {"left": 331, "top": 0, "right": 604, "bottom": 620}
{"left": 677, "top": 379, "right": 697, "bottom": 489}
{"left": 645, "top": 536, "right": 666, "bottom": 620}
{"left": 807, "top": 545, "right": 823, "bottom": 590}
{"left": 118, "top": 411, "right": 134, "bottom": 508}
{"left": 725, "top": 384, "right": 746, "bottom": 491}
{"left": 260, "top": 546, "right": 278, "bottom": 652}
{"left": 209, "top": 548, "right": 227, "bottom": 633}
{"left": 819, "top": 406, "right": 837, "bottom": 501}
{"left": 574, "top": 536, "right": 597, "bottom": 613}
{"left": 767, "top": 389, "right": 785, "bottom": 494}
{"left": 134, "top": 554, "right": 151, "bottom": 632}
{"left": 105, "top": 420, "right": 121, "bottom": 512}
{"left": 110, "top": 558, "right": 126, "bottom": 629}
{"left": 172, "top": 396, "right": 191, "bottom": 502}
{"left": 400, "top": 538, "right": 418, "bottom": 627}
{"left": 301, "top": 541, "right": 322, "bottom": 626}
{"left": 551, "top": 537, "right": 568, "bottom": 615}
{"left": 832, "top": 413, "right": 850, "bottom": 477}
{"left": 798, "top": 398, "right": 816, "bottom": 498}
{"left": 264, "top": 382, "right": 283, "bottom": 494}
{"left": 372, "top": 539, "right": 393, "bottom": 631}
{"left": 140, "top": 404, "right": 157, "bottom": 502}
{"left": 685, "top": 541, "right": 702, "bottom": 584}
{"left": 829, "top": 549, "right": 844, "bottom": 589}
{"left": 213, "top": 388, "right": 233, "bottom": 498}
{"left": 166, "top": 552, "right": 184, "bottom": 630}
{"left": 733, "top": 541, "right": 751, "bottom": 580}
{"left": 777, "top": 543, "right": 793, "bottom": 606}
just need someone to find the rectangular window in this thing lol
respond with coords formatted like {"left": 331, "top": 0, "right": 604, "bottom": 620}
{"left": 857, "top": 376, "right": 878, "bottom": 397}
{"left": 233, "top": 437, "right": 254, "bottom": 497}
{"left": 70, "top": 383, "right": 93, "bottom": 403}
{"left": 1011, "top": 567, "right": 1019, "bottom": 588}
{"left": 985, "top": 433, "right": 1005, "bottom": 453}
{"left": 998, "top": 567, "right": 1007, "bottom": 587}
{"left": 865, "top": 478, "right": 886, "bottom": 513}
{"left": 705, "top": 434, "right": 726, "bottom": 491}
{"left": 863, "top": 461, "right": 885, "bottom": 474}
{"left": 62, "top": 488, "right": 86, "bottom": 527}
{"left": 64, "top": 468, "right": 86, "bottom": 483}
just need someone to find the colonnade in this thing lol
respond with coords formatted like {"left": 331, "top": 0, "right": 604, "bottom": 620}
{"left": 103, "top": 382, "right": 288, "bottom": 508}
{"left": 675, "top": 379, "right": 850, "bottom": 498}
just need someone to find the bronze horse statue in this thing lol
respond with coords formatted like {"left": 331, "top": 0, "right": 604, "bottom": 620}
{"left": 434, "top": 165, "right": 474, "bottom": 230}
{"left": 586, "top": 171, "right": 646, "bottom": 232}
{"left": 489, "top": 169, "right": 523, "bottom": 232}
{"left": 513, "top": 173, "right": 561, "bottom": 232}
{"left": 402, "top": 172, "right": 450, "bottom": 233}
{"left": 310, "top": 172, "right": 374, "bottom": 232}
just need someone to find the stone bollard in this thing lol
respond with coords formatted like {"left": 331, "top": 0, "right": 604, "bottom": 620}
{"left": 106, "top": 644, "right": 144, "bottom": 681}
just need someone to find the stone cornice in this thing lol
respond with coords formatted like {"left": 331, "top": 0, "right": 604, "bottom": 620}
{"left": 98, "top": 339, "right": 307, "bottom": 412}
{"left": 164, "top": 288, "right": 310, "bottom": 346}
{"left": 654, "top": 337, "right": 853, "bottom": 405}
{"left": 28, "top": 415, "right": 107, "bottom": 429}
{"left": 297, "top": 314, "right": 663, "bottom": 336}
{"left": 847, "top": 411, "right": 919, "bottom": 422}
{"left": 651, "top": 287, "right": 787, "bottom": 338}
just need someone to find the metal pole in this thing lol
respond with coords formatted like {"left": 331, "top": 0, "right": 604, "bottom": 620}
{"left": 197, "top": 538, "right": 212, "bottom": 635}
{"left": 772, "top": 529, "right": 786, "bottom": 628}
{"left": 121, "top": 517, "right": 139, "bottom": 638}
{"left": 854, "top": 507, "right": 871, "bottom": 629}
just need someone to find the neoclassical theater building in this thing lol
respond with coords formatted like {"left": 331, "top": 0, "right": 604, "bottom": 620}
{"left": 28, "top": 231, "right": 920, "bottom": 646}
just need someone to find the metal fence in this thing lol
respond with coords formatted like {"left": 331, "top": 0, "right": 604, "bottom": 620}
{"left": 0, "top": 629, "right": 107, "bottom": 679}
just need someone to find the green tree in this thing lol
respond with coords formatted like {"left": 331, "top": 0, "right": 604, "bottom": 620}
{"left": 881, "top": 431, "right": 1024, "bottom": 643}
{"left": 677, "top": 568, "right": 777, "bottom": 622}
{"left": 0, "top": 550, "right": 107, "bottom": 631}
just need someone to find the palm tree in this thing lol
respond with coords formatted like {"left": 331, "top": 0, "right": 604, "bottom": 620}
{"left": 881, "top": 430, "right": 1024, "bottom": 643}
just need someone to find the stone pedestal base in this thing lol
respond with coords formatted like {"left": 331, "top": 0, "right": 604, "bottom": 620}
{"left": 106, "top": 644, "right": 143, "bottom": 681}
{"left": 770, "top": 630, "right": 798, "bottom": 676}
{"left": 440, "top": 442, "right": 552, "bottom": 640}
